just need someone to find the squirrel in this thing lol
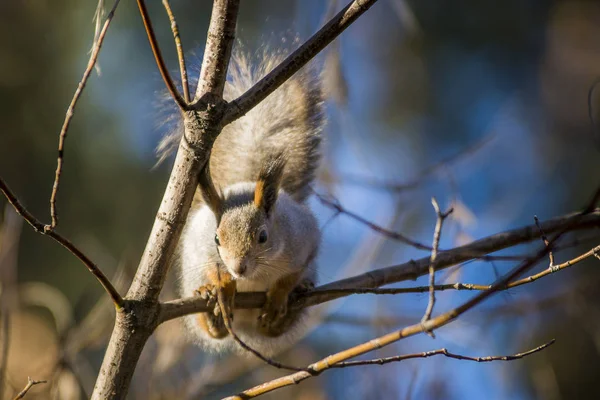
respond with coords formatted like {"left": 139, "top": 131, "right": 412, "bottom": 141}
{"left": 158, "top": 48, "right": 324, "bottom": 356}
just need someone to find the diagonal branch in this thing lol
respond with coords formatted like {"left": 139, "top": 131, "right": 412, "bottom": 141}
{"left": 49, "top": 0, "right": 121, "bottom": 229}
{"left": 222, "top": 0, "right": 380, "bottom": 125}
{"left": 0, "top": 178, "right": 123, "bottom": 308}
{"left": 314, "top": 191, "right": 433, "bottom": 251}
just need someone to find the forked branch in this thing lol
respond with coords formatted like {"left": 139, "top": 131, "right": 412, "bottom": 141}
{"left": 0, "top": 178, "right": 123, "bottom": 308}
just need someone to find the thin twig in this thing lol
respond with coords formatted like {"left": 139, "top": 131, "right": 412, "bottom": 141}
{"left": 49, "top": 0, "right": 121, "bottom": 230}
{"left": 534, "top": 215, "right": 555, "bottom": 267}
{"left": 0, "top": 178, "right": 124, "bottom": 308}
{"left": 306, "top": 242, "right": 600, "bottom": 294}
{"left": 162, "top": 0, "right": 190, "bottom": 103}
{"left": 136, "top": 0, "right": 187, "bottom": 109}
{"left": 91, "top": 2, "right": 241, "bottom": 397}
{"left": 331, "top": 339, "right": 555, "bottom": 367}
{"left": 421, "top": 198, "right": 452, "bottom": 334}
{"left": 314, "top": 191, "right": 433, "bottom": 251}
{"left": 12, "top": 377, "right": 47, "bottom": 400}
{"left": 223, "top": 0, "right": 380, "bottom": 125}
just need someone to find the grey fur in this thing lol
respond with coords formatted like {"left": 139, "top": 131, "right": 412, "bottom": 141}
{"left": 157, "top": 48, "right": 324, "bottom": 203}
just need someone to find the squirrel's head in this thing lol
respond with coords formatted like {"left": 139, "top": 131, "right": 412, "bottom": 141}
{"left": 199, "top": 155, "right": 285, "bottom": 279}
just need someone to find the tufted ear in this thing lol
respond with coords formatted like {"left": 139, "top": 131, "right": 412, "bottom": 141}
{"left": 254, "top": 153, "right": 286, "bottom": 217}
{"left": 198, "top": 160, "right": 223, "bottom": 222}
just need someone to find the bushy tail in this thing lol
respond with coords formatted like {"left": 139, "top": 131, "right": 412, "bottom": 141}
{"left": 157, "top": 46, "right": 324, "bottom": 203}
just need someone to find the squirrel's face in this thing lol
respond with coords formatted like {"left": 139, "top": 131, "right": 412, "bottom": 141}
{"left": 214, "top": 205, "right": 272, "bottom": 279}
{"left": 200, "top": 153, "right": 286, "bottom": 279}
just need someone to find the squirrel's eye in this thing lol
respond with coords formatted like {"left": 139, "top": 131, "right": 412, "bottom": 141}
{"left": 258, "top": 229, "right": 268, "bottom": 244}
{"left": 214, "top": 234, "right": 220, "bottom": 246}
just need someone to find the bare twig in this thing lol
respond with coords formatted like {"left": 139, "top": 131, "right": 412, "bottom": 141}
{"left": 193, "top": 0, "right": 241, "bottom": 99}
{"left": 223, "top": 0, "right": 380, "bottom": 124}
{"left": 162, "top": 0, "right": 190, "bottom": 103}
{"left": 331, "top": 339, "right": 555, "bottom": 367}
{"left": 0, "top": 178, "right": 123, "bottom": 308}
{"left": 534, "top": 215, "right": 555, "bottom": 267}
{"left": 421, "top": 198, "right": 452, "bottom": 334}
{"left": 136, "top": 0, "right": 187, "bottom": 109}
{"left": 49, "top": 0, "right": 121, "bottom": 229}
{"left": 314, "top": 191, "right": 433, "bottom": 251}
{"left": 12, "top": 377, "right": 47, "bottom": 400}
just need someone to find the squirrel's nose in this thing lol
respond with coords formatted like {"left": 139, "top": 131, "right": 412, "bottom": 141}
{"left": 231, "top": 259, "right": 247, "bottom": 276}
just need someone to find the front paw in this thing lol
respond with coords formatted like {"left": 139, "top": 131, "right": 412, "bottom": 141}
{"left": 295, "top": 278, "right": 315, "bottom": 293}
{"left": 195, "top": 284, "right": 220, "bottom": 317}
{"left": 257, "top": 291, "right": 289, "bottom": 336}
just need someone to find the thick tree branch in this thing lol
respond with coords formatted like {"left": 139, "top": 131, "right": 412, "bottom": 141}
{"left": 0, "top": 178, "right": 123, "bottom": 308}
{"left": 91, "top": 1, "right": 240, "bottom": 398}
{"left": 49, "top": 0, "right": 121, "bottom": 229}
{"left": 158, "top": 209, "right": 600, "bottom": 323}
{"left": 223, "top": 0, "right": 380, "bottom": 125}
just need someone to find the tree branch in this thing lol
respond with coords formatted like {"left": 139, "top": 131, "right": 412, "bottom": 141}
{"left": 158, "top": 209, "right": 600, "bottom": 323}
{"left": 12, "top": 377, "right": 47, "bottom": 400}
{"left": 0, "top": 178, "right": 123, "bottom": 308}
{"left": 91, "top": 1, "right": 240, "bottom": 398}
{"left": 222, "top": 0, "right": 380, "bottom": 125}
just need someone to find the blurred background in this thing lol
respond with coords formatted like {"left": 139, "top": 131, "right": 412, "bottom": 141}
{"left": 1, "top": 0, "right": 600, "bottom": 398}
